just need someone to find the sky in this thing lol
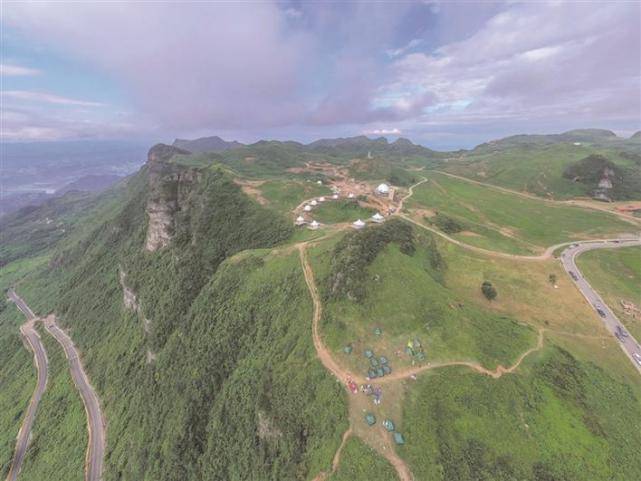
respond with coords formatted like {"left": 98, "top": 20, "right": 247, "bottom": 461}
{"left": 1, "top": 1, "right": 640, "bottom": 150}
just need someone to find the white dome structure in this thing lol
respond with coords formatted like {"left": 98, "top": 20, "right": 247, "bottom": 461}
{"left": 371, "top": 212, "right": 385, "bottom": 223}
{"left": 309, "top": 220, "right": 320, "bottom": 230}
{"left": 303, "top": 205, "right": 312, "bottom": 212}
{"left": 295, "top": 215, "right": 306, "bottom": 226}
{"left": 376, "top": 183, "right": 390, "bottom": 195}
{"left": 319, "top": 196, "right": 326, "bottom": 202}
{"left": 332, "top": 194, "right": 339, "bottom": 200}
{"left": 352, "top": 219, "right": 366, "bottom": 229}
{"left": 311, "top": 200, "right": 318, "bottom": 206}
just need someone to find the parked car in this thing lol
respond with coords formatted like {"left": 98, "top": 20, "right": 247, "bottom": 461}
{"left": 596, "top": 308, "right": 606, "bottom": 318}
{"left": 569, "top": 271, "right": 579, "bottom": 281}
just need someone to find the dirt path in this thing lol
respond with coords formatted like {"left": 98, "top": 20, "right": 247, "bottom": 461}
{"left": 311, "top": 427, "right": 353, "bottom": 481}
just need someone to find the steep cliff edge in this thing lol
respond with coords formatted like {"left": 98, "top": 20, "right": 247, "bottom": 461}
{"left": 144, "top": 144, "right": 199, "bottom": 251}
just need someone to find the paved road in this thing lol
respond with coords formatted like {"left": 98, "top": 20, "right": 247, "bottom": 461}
{"left": 43, "top": 317, "right": 105, "bottom": 481}
{"left": 560, "top": 239, "right": 641, "bottom": 373}
{"left": 6, "top": 290, "right": 49, "bottom": 481}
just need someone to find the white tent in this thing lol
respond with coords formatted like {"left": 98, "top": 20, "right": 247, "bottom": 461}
{"left": 371, "top": 212, "right": 385, "bottom": 223}
{"left": 295, "top": 215, "right": 306, "bottom": 226}
{"left": 376, "top": 183, "right": 390, "bottom": 195}
{"left": 316, "top": 180, "right": 323, "bottom": 185}
{"left": 352, "top": 219, "right": 366, "bottom": 229}
{"left": 332, "top": 194, "right": 339, "bottom": 200}
{"left": 347, "top": 193, "right": 355, "bottom": 199}
{"left": 319, "top": 196, "right": 326, "bottom": 202}
{"left": 309, "top": 220, "right": 320, "bottom": 230}
{"left": 311, "top": 200, "right": 318, "bottom": 206}
{"left": 303, "top": 205, "right": 312, "bottom": 212}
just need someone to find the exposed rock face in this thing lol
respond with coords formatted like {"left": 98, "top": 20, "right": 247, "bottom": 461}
{"left": 119, "top": 269, "right": 139, "bottom": 311}
{"left": 144, "top": 144, "right": 200, "bottom": 252}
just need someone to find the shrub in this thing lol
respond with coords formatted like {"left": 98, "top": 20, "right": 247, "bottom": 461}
{"left": 481, "top": 281, "right": 497, "bottom": 301}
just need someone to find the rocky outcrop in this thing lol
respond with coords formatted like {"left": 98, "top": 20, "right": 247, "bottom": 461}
{"left": 144, "top": 144, "right": 200, "bottom": 252}
{"left": 119, "top": 269, "right": 139, "bottom": 311}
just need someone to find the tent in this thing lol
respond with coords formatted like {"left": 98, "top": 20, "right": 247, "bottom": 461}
{"left": 309, "top": 220, "right": 320, "bottom": 230}
{"left": 379, "top": 356, "right": 388, "bottom": 364}
{"left": 371, "top": 212, "right": 385, "bottom": 223}
{"left": 295, "top": 216, "right": 306, "bottom": 226}
{"left": 319, "top": 196, "right": 326, "bottom": 202}
{"left": 383, "top": 419, "right": 395, "bottom": 432}
{"left": 303, "top": 205, "right": 312, "bottom": 212}
{"left": 352, "top": 219, "right": 366, "bottom": 229}
{"left": 311, "top": 200, "right": 318, "bottom": 206}
{"left": 376, "top": 183, "right": 390, "bottom": 195}
{"left": 348, "top": 193, "right": 355, "bottom": 199}
{"left": 365, "top": 413, "right": 376, "bottom": 426}
{"left": 332, "top": 194, "right": 339, "bottom": 199}
{"left": 364, "top": 349, "right": 374, "bottom": 358}
{"left": 382, "top": 365, "right": 391, "bottom": 375}
{"left": 343, "top": 345, "right": 353, "bottom": 354}
{"left": 393, "top": 432, "right": 405, "bottom": 445}
{"left": 373, "top": 327, "right": 382, "bottom": 336}
{"left": 368, "top": 368, "right": 378, "bottom": 379}
{"left": 370, "top": 357, "right": 379, "bottom": 367}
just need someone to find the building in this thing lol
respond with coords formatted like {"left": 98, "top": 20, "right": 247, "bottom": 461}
{"left": 303, "top": 205, "right": 312, "bottom": 212}
{"left": 295, "top": 215, "right": 306, "bottom": 226}
{"left": 371, "top": 212, "right": 384, "bottom": 223}
{"left": 376, "top": 183, "right": 390, "bottom": 195}
{"left": 309, "top": 220, "right": 320, "bottom": 230}
{"left": 352, "top": 219, "right": 366, "bottom": 229}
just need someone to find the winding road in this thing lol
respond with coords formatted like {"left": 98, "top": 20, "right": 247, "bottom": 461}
{"left": 7, "top": 291, "right": 106, "bottom": 481}
{"left": 560, "top": 239, "right": 641, "bottom": 373}
{"left": 6, "top": 290, "right": 48, "bottom": 481}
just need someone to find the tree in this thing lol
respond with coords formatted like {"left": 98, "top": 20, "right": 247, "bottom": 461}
{"left": 481, "top": 281, "right": 497, "bottom": 301}
{"left": 548, "top": 273, "right": 557, "bottom": 285}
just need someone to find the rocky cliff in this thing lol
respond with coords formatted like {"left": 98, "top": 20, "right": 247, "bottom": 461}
{"left": 144, "top": 144, "right": 200, "bottom": 251}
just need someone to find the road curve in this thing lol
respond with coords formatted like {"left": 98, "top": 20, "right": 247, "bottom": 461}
{"left": 43, "top": 317, "right": 106, "bottom": 481}
{"left": 560, "top": 239, "right": 641, "bottom": 373}
{"left": 6, "top": 290, "right": 49, "bottom": 481}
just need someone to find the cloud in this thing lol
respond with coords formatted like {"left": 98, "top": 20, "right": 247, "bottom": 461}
{"left": 2, "top": 90, "right": 104, "bottom": 107}
{"left": 0, "top": 63, "right": 40, "bottom": 76}
{"left": 364, "top": 128, "right": 402, "bottom": 135}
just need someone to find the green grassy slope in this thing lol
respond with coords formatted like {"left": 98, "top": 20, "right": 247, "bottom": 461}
{"left": 401, "top": 347, "right": 641, "bottom": 481}
{"left": 19, "top": 327, "right": 87, "bottom": 481}
{"left": 577, "top": 246, "right": 641, "bottom": 340}
{"left": 408, "top": 172, "right": 634, "bottom": 253}
{"left": 328, "top": 437, "right": 396, "bottom": 481}
{"left": 441, "top": 133, "right": 641, "bottom": 200}
{"left": 310, "top": 222, "right": 536, "bottom": 375}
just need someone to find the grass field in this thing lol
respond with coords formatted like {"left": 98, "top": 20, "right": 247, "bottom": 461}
{"left": 312, "top": 200, "right": 376, "bottom": 224}
{"left": 400, "top": 346, "right": 641, "bottom": 481}
{"left": 442, "top": 142, "right": 641, "bottom": 199}
{"left": 18, "top": 326, "right": 87, "bottom": 481}
{"left": 309, "top": 230, "right": 537, "bottom": 376}
{"left": 577, "top": 246, "right": 641, "bottom": 340}
{"left": 259, "top": 179, "right": 331, "bottom": 213}
{"left": 408, "top": 172, "right": 634, "bottom": 253}
{"left": 327, "top": 437, "right": 396, "bottom": 481}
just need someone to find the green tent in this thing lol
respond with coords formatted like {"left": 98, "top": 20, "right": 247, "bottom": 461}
{"left": 368, "top": 368, "right": 378, "bottom": 379}
{"left": 343, "top": 345, "right": 353, "bottom": 354}
{"left": 416, "top": 352, "right": 426, "bottom": 361}
{"left": 379, "top": 356, "right": 389, "bottom": 365}
{"left": 383, "top": 419, "right": 395, "bottom": 432}
{"left": 370, "top": 357, "right": 379, "bottom": 367}
{"left": 364, "top": 349, "right": 374, "bottom": 358}
{"left": 365, "top": 413, "right": 376, "bottom": 426}
{"left": 376, "top": 367, "right": 384, "bottom": 377}
{"left": 382, "top": 365, "right": 391, "bottom": 375}
{"left": 374, "top": 327, "right": 383, "bottom": 336}
{"left": 393, "top": 432, "right": 405, "bottom": 445}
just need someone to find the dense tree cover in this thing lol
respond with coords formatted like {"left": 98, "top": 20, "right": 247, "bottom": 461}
{"left": 401, "top": 347, "right": 641, "bottom": 481}
{"left": 431, "top": 213, "right": 466, "bottom": 234}
{"left": 326, "top": 219, "right": 415, "bottom": 302}
{"left": 15, "top": 161, "right": 346, "bottom": 481}
{"left": 562, "top": 154, "right": 641, "bottom": 201}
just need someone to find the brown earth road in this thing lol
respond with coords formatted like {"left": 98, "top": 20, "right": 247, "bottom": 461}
{"left": 6, "top": 290, "right": 49, "bottom": 481}
{"left": 310, "top": 427, "right": 352, "bottom": 481}
{"left": 43, "top": 316, "right": 106, "bottom": 481}
{"left": 432, "top": 170, "right": 641, "bottom": 225}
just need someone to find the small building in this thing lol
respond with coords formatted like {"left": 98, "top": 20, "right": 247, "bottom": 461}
{"left": 303, "top": 205, "right": 312, "bottom": 212}
{"left": 376, "top": 183, "right": 390, "bottom": 195}
{"left": 311, "top": 200, "right": 318, "bottom": 206}
{"left": 371, "top": 212, "right": 385, "bottom": 223}
{"left": 352, "top": 219, "right": 366, "bottom": 229}
{"left": 295, "top": 215, "right": 306, "bottom": 226}
{"left": 308, "top": 220, "right": 320, "bottom": 230}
